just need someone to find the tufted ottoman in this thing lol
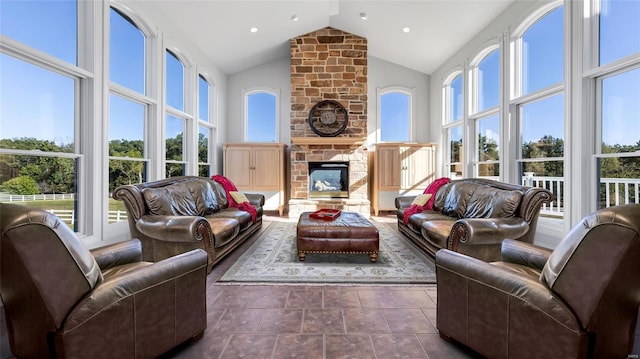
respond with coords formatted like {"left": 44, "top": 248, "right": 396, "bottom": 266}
{"left": 296, "top": 211, "right": 380, "bottom": 262}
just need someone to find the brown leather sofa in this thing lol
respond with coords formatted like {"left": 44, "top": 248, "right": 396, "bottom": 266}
{"left": 436, "top": 203, "right": 640, "bottom": 358}
{"left": 395, "top": 178, "right": 553, "bottom": 261}
{"left": 0, "top": 203, "right": 208, "bottom": 359}
{"left": 113, "top": 176, "right": 264, "bottom": 272}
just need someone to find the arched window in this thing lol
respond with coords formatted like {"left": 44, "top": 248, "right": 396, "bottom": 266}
{"left": 443, "top": 72, "right": 464, "bottom": 178}
{"left": 244, "top": 89, "right": 278, "bottom": 142}
{"left": 512, "top": 2, "right": 565, "bottom": 216}
{"left": 378, "top": 87, "right": 414, "bottom": 142}
{"left": 470, "top": 47, "right": 500, "bottom": 179}
{"left": 198, "top": 73, "right": 215, "bottom": 177}
{"left": 165, "top": 49, "right": 187, "bottom": 177}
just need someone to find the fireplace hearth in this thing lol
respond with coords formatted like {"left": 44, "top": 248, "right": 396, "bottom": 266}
{"left": 308, "top": 161, "right": 349, "bottom": 198}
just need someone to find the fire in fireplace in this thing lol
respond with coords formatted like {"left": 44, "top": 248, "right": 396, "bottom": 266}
{"left": 308, "top": 161, "right": 349, "bottom": 198}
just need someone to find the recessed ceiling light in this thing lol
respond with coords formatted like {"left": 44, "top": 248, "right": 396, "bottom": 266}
{"left": 402, "top": 27, "right": 410, "bottom": 33}
{"left": 360, "top": 12, "right": 368, "bottom": 20}
{"left": 250, "top": 27, "right": 258, "bottom": 33}
{"left": 291, "top": 14, "right": 299, "bottom": 21}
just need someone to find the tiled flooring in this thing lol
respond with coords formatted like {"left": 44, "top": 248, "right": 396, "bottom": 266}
{"left": 163, "top": 215, "right": 481, "bottom": 359}
{"left": 2, "top": 214, "right": 639, "bottom": 358}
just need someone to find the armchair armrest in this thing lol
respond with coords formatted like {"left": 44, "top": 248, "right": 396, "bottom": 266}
{"left": 245, "top": 193, "right": 265, "bottom": 207}
{"left": 136, "top": 215, "right": 212, "bottom": 243}
{"left": 435, "top": 249, "right": 580, "bottom": 331}
{"left": 448, "top": 217, "right": 529, "bottom": 261}
{"left": 395, "top": 196, "right": 416, "bottom": 209}
{"left": 59, "top": 249, "right": 208, "bottom": 356}
{"left": 500, "top": 238, "right": 552, "bottom": 271}
{"left": 90, "top": 239, "right": 143, "bottom": 271}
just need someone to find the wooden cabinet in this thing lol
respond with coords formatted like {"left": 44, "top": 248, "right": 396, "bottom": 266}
{"left": 372, "top": 143, "right": 436, "bottom": 215}
{"left": 223, "top": 143, "right": 287, "bottom": 215}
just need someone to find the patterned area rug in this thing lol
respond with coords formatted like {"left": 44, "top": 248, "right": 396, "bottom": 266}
{"left": 219, "top": 220, "right": 436, "bottom": 284}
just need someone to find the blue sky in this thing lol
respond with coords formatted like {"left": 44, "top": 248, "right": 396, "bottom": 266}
{"left": 0, "top": 0, "right": 638, "bottom": 149}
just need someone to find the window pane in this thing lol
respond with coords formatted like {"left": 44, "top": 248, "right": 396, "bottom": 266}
{"left": 166, "top": 50, "right": 184, "bottom": 111}
{"left": 109, "top": 94, "right": 145, "bottom": 157}
{"left": 521, "top": 6, "right": 564, "bottom": 95}
{"left": 521, "top": 93, "right": 564, "bottom": 159}
{"left": 450, "top": 75, "right": 463, "bottom": 121}
{"left": 521, "top": 160, "right": 564, "bottom": 213}
{"left": 109, "top": 159, "right": 146, "bottom": 192}
{"left": 598, "top": 157, "right": 640, "bottom": 208}
{"left": 0, "top": 154, "right": 78, "bottom": 230}
{"left": 247, "top": 92, "right": 277, "bottom": 142}
{"left": 380, "top": 92, "right": 410, "bottom": 141}
{"left": 166, "top": 163, "right": 185, "bottom": 178}
{"left": 198, "top": 126, "right": 210, "bottom": 163}
{"left": 477, "top": 114, "right": 500, "bottom": 162}
{"left": 166, "top": 115, "right": 185, "bottom": 161}
{"left": 449, "top": 125, "right": 463, "bottom": 177}
{"left": 599, "top": 0, "right": 640, "bottom": 65}
{"left": 110, "top": 7, "right": 145, "bottom": 93}
{"left": 0, "top": 0, "right": 77, "bottom": 65}
{"left": 198, "top": 165, "right": 210, "bottom": 178}
{"left": 477, "top": 50, "right": 500, "bottom": 112}
{"left": 199, "top": 75, "right": 210, "bottom": 122}
{"left": 0, "top": 54, "right": 75, "bottom": 152}
{"left": 601, "top": 67, "right": 640, "bottom": 153}
{"left": 478, "top": 163, "right": 500, "bottom": 178}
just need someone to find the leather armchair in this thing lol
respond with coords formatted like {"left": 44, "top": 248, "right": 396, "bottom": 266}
{"left": 435, "top": 204, "right": 640, "bottom": 358}
{"left": 0, "top": 203, "right": 208, "bottom": 359}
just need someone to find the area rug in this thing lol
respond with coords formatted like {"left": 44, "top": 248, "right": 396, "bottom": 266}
{"left": 219, "top": 220, "right": 436, "bottom": 284}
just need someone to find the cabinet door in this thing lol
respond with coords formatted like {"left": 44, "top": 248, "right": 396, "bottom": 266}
{"left": 253, "top": 147, "right": 281, "bottom": 190}
{"left": 403, "top": 146, "right": 434, "bottom": 190}
{"left": 224, "top": 147, "right": 252, "bottom": 189}
{"left": 377, "top": 146, "right": 402, "bottom": 190}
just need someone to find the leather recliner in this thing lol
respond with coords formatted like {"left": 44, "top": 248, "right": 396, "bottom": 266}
{"left": 0, "top": 203, "right": 208, "bottom": 359}
{"left": 436, "top": 203, "right": 640, "bottom": 358}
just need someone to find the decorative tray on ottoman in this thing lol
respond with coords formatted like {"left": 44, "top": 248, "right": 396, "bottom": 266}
{"left": 309, "top": 209, "right": 341, "bottom": 220}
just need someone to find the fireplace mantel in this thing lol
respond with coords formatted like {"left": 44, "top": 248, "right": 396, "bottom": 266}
{"left": 291, "top": 137, "right": 366, "bottom": 146}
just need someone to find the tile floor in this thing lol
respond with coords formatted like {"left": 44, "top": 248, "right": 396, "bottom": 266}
{"left": 2, "top": 214, "right": 639, "bottom": 359}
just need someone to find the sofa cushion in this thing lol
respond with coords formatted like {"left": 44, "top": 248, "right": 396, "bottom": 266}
{"left": 442, "top": 182, "right": 477, "bottom": 218}
{"left": 421, "top": 220, "right": 455, "bottom": 249}
{"left": 464, "top": 187, "right": 523, "bottom": 218}
{"left": 432, "top": 182, "right": 453, "bottom": 212}
{"left": 184, "top": 180, "right": 219, "bottom": 215}
{"left": 142, "top": 183, "right": 199, "bottom": 216}
{"left": 209, "top": 208, "right": 254, "bottom": 231}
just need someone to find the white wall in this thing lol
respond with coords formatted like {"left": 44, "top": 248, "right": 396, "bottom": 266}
{"left": 226, "top": 57, "right": 292, "bottom": 144}
{"left": 367, "top": 56, "right": 430, "bottom": 145}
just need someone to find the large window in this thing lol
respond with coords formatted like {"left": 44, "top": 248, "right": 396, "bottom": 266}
{"left": 108, "top": 6, "right": 149, "bottom": 224}
{"left": 0, "top": 0, "right": 83, "bottom": 231}
{"left": 470, "top": 48, "right": 500, "bottom": 178}
{"left": 378, "top": 87, "right": 413, "bottom": 142}
{"left": 443, "top": 73, "right": 464, "bottom": 178}
{"left": 165, "top": 50, "right": 187, "bottom": 177}
{"left": 512, "top": 4, "right": 565, "bottom": 216}
{"left": 198, "top": 74, "right": 214, "bottom": 177}
{"left": 245, "top": 89, "right": 278, "bottom": 142}
{"left": 593, "top": 0, "right": 640, "bottom": 209}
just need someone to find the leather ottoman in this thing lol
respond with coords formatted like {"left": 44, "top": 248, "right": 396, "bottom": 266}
{"left": 296, "top": 211, "right": 379, "bottom": 262}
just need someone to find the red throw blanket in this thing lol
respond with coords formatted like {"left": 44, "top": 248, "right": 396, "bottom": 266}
{"left": 403, "top": 177, "right": 451, "bottom": 225}
{"left": 211, "top": 175, "right": 257, "bottom": 222}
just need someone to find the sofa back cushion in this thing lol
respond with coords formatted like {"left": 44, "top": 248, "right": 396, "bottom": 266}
{"left": 141, "top": 179, "right": 219, "bottom": 216}
{"left": 433, "top": 182, "right": 453, "bottom": 212}
{"left": 442, "top": 182, "right": 476, "bottom": 218}
{"left": 464, "top": 187, "right": 522, "bottom": 218}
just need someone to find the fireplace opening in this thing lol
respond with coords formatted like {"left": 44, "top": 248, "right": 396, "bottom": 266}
{"left": 308, "top": 161, "right": 349, "bottom": 198}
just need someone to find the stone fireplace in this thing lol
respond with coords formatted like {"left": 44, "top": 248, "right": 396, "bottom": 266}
{"left": 288, "top": 27, "right": 370, "bottom": 218}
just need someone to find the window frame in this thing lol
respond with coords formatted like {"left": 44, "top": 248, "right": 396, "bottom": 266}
{"left": 442, "top": 70, "right": 465, "bottom": 179}
{"left": 242, "top": 87, "right": 280, "bottom": 142}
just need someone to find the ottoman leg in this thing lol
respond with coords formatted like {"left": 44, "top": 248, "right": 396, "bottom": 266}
{"left": 298, "top": 251, "right": 306, "bottom": 261}
{"left": 369, "top": 253, "right": 378, "bottom": 262}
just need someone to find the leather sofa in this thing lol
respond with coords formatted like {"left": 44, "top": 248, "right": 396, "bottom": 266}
{"left": 0, "top": 203, "right": 208, "bottom": 358}
{"left": 436, "top": 204, "right": 640, "bottom": 358}
{"left": 113, "top": 176, "right": 264, "bottom": 272}
{"left": 395, "top": 178, "right": 553, "bottom": 261}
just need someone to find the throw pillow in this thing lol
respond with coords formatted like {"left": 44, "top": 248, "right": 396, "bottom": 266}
{"left": 229, "top": 191, "right": 249, "bottom": 204}
{"left": 411, "top": 193, "right": 432, "bottom": 207}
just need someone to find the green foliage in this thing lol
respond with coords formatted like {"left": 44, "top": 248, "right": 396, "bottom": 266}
{"left": 1, "top": 176, "right": 40, "bottom": 195}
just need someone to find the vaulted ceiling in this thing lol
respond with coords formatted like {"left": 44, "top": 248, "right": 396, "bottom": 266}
{"left": 138, "top": 0, "right": 516, "bottom": 75}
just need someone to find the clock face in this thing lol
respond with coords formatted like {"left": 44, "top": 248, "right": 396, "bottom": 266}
{"left": 308, "top": 100, "right": 348, "bottom": 137}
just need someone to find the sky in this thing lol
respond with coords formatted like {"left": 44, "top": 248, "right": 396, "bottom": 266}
{"left": 0, "top": 0, "right": 638, "bottom": 151}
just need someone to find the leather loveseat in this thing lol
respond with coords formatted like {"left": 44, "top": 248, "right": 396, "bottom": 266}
{"left": 113, "top": 176, "right": 264, "bottom": 272}
{"left": 395, "top": 178, "right": 553, "bottom": 262}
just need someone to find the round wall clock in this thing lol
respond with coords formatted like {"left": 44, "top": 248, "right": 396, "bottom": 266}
{"left": 308, "top": 100, "right": 349, "bottom": 137}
